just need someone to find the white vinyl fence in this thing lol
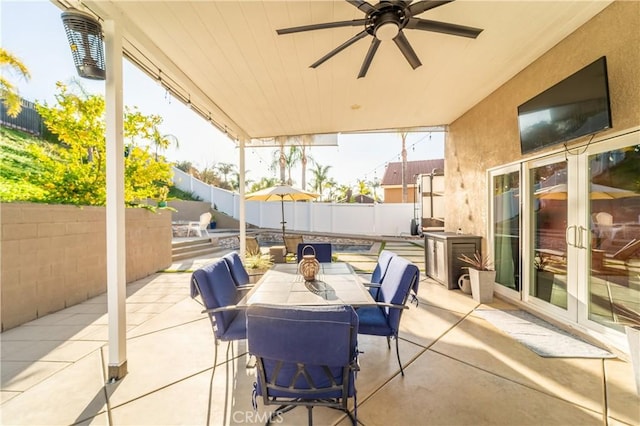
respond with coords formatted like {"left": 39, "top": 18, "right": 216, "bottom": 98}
{"left": 173, "top": 167, "right": 417, "bottom": 237}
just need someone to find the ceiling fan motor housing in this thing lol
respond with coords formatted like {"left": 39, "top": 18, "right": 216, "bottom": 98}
{"left": 366, "top": 3, "right": 408, "bottom": 39}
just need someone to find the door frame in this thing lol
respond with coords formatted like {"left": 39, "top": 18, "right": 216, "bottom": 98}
{"left": 488, "top": 163, "right": 522, "bottom": 300}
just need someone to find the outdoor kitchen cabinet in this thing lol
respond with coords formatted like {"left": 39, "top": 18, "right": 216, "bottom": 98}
{"left": 424, "top": 232, "right": 482, "bottom": 290}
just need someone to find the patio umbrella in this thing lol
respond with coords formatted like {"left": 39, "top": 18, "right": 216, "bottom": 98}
{"left": 245, "top": 184, "right": 319, "bottom": 240}
{"left": 534, "top": 183, "right": 640, "bottom": 200}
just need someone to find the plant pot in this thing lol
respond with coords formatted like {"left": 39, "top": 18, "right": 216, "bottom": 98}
{"left": 468, "top": 268, "right": 496, "bottom": 303}
{"left": 248, "top": 268, "right": 268, "bottom": 284}
{"left": 457, "top": 273, "right": 472, "bottom": 294}
{"left": 535, "top": 270, "right": 554, "bottom": 302}
{"left": 209, "top": 221, "right": 217, "bottom": 230}
{"left": 625, "top": 325, "right": 640, "bottom": 395}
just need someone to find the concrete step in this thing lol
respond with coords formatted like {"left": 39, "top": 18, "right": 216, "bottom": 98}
{"left": 171, "top": 238, "right": 217, "bottom": 261}
{"left": 172, "top": 241, "right": 213, "bottom": 255}
{"left": 171, "top": 246, "right": 220, "bottom": 262}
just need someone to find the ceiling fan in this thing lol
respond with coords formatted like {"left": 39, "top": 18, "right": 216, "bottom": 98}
{"left": 276, "top": 0, "right": 483, "bottom": 78}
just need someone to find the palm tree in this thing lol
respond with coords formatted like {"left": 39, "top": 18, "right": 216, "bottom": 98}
{"left": 309, "top": 162, "right": 332, "bottom": 201}
{"left": 270, "top": 146, "right": 301, "bottom": 185}
{"left": 356, "top": 179, "right": 371, "bottom": 196}
{"left": 216, "top": 162, "right": 237, "bottom": 187}
{"left": 324, "top": 178, "right": 338, "bottom": 201}
{"left": 0, "top": 48, "right": 31, "bottom": 117}
{"left": 175, "top": 161, "right": 196, "bottom": 175}
{"left": 336, "top": 184, "right": 352, "bottom": 203}
{"left": 299, "top": 144, "right": 314, "bottom": 190}
{"left": 369, "top": 177, "right": 381, "bottom": 202}
{"left": 151, "top": 129, "right": 179, "bottom": 160}
{"left": 230, "top": 170, "right": 253, "bottom": 191}
{"left": 250, "top": 177, "right": 278, "bottom": 193}
{"left": 199, "top": 165, "right": 220, "bottom": 186}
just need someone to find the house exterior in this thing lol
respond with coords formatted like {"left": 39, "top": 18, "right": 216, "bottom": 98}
{"left": 446, "top": 1, "right": 639, "bottom": 352}
{"left": 381, "top": 159, "right": 444, "bottom": 203}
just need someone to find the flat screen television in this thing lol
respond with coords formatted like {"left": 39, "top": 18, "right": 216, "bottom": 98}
{"left": 517, "top": 56, "right": 612, "bottom": 154}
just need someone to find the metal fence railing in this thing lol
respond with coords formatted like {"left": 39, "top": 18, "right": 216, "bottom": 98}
{"left": 0, "top": 98, "right": 46, "bottom": 136}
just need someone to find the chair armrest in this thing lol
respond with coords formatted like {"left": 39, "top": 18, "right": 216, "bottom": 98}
{"left": 366, "top": 302, "right": 409, "bottom": 310}
{"left": 201, "top": 305, "right": 246, "bottom": 314}
{"left": 362, "top": 283, "right": 381, "bottom": 289}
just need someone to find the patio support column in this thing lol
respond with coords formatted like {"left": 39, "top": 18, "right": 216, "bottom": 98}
{"left": 239, "top": 138, "right": 246, "bottom": 258}
{"left": 104, "top": 18, "right": 127, "bottom": 380}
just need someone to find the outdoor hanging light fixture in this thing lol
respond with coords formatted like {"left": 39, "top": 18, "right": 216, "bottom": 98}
{"left": 61, "top": 9, "right": 106, "bottom": 80}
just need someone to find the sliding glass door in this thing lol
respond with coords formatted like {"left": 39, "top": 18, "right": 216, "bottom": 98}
{"left": 491, "top": 166, "right": 521, "bottom": 294}
{"left": 582, "top": 136, "right": 640, "bottom": 334}
{"left": 528, "top": 158, "right": 569, "bottom": 310}
{"left": 491, "top": 130, "right": 640, "bottom": 345}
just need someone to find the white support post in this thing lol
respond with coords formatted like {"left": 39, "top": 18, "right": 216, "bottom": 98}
{"left": 239, "top": 138, "right": 246, "bottom": 258}
{"left": 104, "top": 18, "right": 127, "bottom": 381}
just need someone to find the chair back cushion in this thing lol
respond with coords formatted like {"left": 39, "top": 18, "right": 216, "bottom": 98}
{"left": 371, "top": 250, "right": 396, "bottom": 284}
{"left": 283, "top": 235, "right": 304, "bottom": 255}
{"left": 191, "top": 259, "right": 240, "bottom": 338}
{"left": 245, "top": 237, "right": 260, "bottom": 256}
{"left": 224, "top": 252, "right": 250, "bottom": 286}
{"left": 297, "top": 243, "right": 332, "bottom": 263}
{"left": 379, "top": 256, "right": 420, "bottom": 329}
{"left": 248, "top": 305, "right": 358, "bottom": 399}
{"left": 199, "top": 212, "right": 212, "bottom": 229}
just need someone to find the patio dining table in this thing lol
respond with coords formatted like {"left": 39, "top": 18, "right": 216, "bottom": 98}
{"left": 238, "top": 262, "right": 376, "bottom": 307}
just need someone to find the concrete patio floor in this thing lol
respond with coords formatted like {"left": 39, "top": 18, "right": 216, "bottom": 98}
{"left": 1, "top": 241, "right": 638, "bottom": 425}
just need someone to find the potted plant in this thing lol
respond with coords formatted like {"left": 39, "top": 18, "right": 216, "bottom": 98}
{"left": 157, "top": 186, "right": 169, "bottom": 208}
{"left": 244, "top": 252, "right": 273, "bottom": 284}
{"left": 533, "top": 254, "right": 554, "bottom": 302}
{"left": 458, "top": 251, "right": 495, "bottom": 303}
{"left": 209, "top": 212, "right": 217, "bottom": 230}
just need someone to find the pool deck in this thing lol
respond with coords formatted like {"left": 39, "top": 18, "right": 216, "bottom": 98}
{"left": 1, "top": 239, "right": 638, "bottom": 425}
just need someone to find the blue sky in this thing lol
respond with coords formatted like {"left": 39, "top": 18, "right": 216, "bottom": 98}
{"left": 1, "top": 0, "right": 444, "bottom": 188}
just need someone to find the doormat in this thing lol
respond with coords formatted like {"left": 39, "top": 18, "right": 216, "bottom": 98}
{"left": 475, "top": 309, "right": 615, "bottom": 358}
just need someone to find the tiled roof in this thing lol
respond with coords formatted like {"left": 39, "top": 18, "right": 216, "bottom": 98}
{"left": 381, "top": 159, "right": 444, "bottom": 186}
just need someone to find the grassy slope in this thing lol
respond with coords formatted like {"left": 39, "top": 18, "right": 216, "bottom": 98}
{"left": 0, "top": 127, "right": 49, "bottom": 202}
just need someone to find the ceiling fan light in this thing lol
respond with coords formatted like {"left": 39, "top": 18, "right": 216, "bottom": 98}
{"left": 376, "top": 22, "right": 399, "bottom": 41}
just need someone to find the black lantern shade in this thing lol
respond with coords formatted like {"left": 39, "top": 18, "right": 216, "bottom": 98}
{"left": 61, "top": 9, "right": 106, "bottom": 80}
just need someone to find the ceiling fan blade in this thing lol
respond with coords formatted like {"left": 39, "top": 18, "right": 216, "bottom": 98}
{"left": 310, "top": 30, "right": 369, "bottom": 69}
{"left": 346, "top": 0, "right": 375, "bottom": 14}
{"left": 393, "top": 31, "right": 422, "bottom": 70}
{"left": 358, "top": 38, "right": 381, "bottom": 79}
{"left": 406, "top": 18, "right": 483, "bottom": 38}
{"left": 408, "top": 0, "right": 454, "bottom": 17}
{"left": 277, "top": 19, "right": 366, "bottom": 35}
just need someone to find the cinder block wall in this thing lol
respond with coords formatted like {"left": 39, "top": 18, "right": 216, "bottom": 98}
{"left": 0, "top": 203, "right": 172, "bottom": 331}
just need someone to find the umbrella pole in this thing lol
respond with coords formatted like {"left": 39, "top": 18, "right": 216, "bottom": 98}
{"left": 280, "top": 196, "right": 286, "bottom": 241}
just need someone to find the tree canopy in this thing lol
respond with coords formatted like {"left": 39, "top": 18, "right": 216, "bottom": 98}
{"left": 27, "top": 81, "right": 173, "bottom": 206}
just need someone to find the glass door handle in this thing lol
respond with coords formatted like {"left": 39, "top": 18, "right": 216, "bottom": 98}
{"left": 577, "top": 225, "right": 588, "bottom": 249}
{"left": 565, "top": 225, "right": 577, "bottom": 247}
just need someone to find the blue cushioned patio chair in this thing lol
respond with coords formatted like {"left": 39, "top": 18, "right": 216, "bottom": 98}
{"left": 223, "top": 251, "right": 252, "bottom": 287}
{"left": 297, "top": 243, "right": 332, "bottom": 263}
{"left": 190, "top": 258, "right": 248, "bottom": 367}
{"left": 356, "top": 255, "right": 420, "bottom": 376}
{"left": 364, "top": 250, "right": 397, "bottom": 300}
{"left": 247, "top": 304, "right": 359, "bottom": 425}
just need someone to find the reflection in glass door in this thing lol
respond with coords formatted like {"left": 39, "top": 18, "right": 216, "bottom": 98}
{"left": 493, "top": 170, "right": 520, "bottom": 291}
{"left": 530, "top": 161, "right": 568, "bottom": 309}
{"left": 587, "top": 145, "right": 640, "bottom": 331}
